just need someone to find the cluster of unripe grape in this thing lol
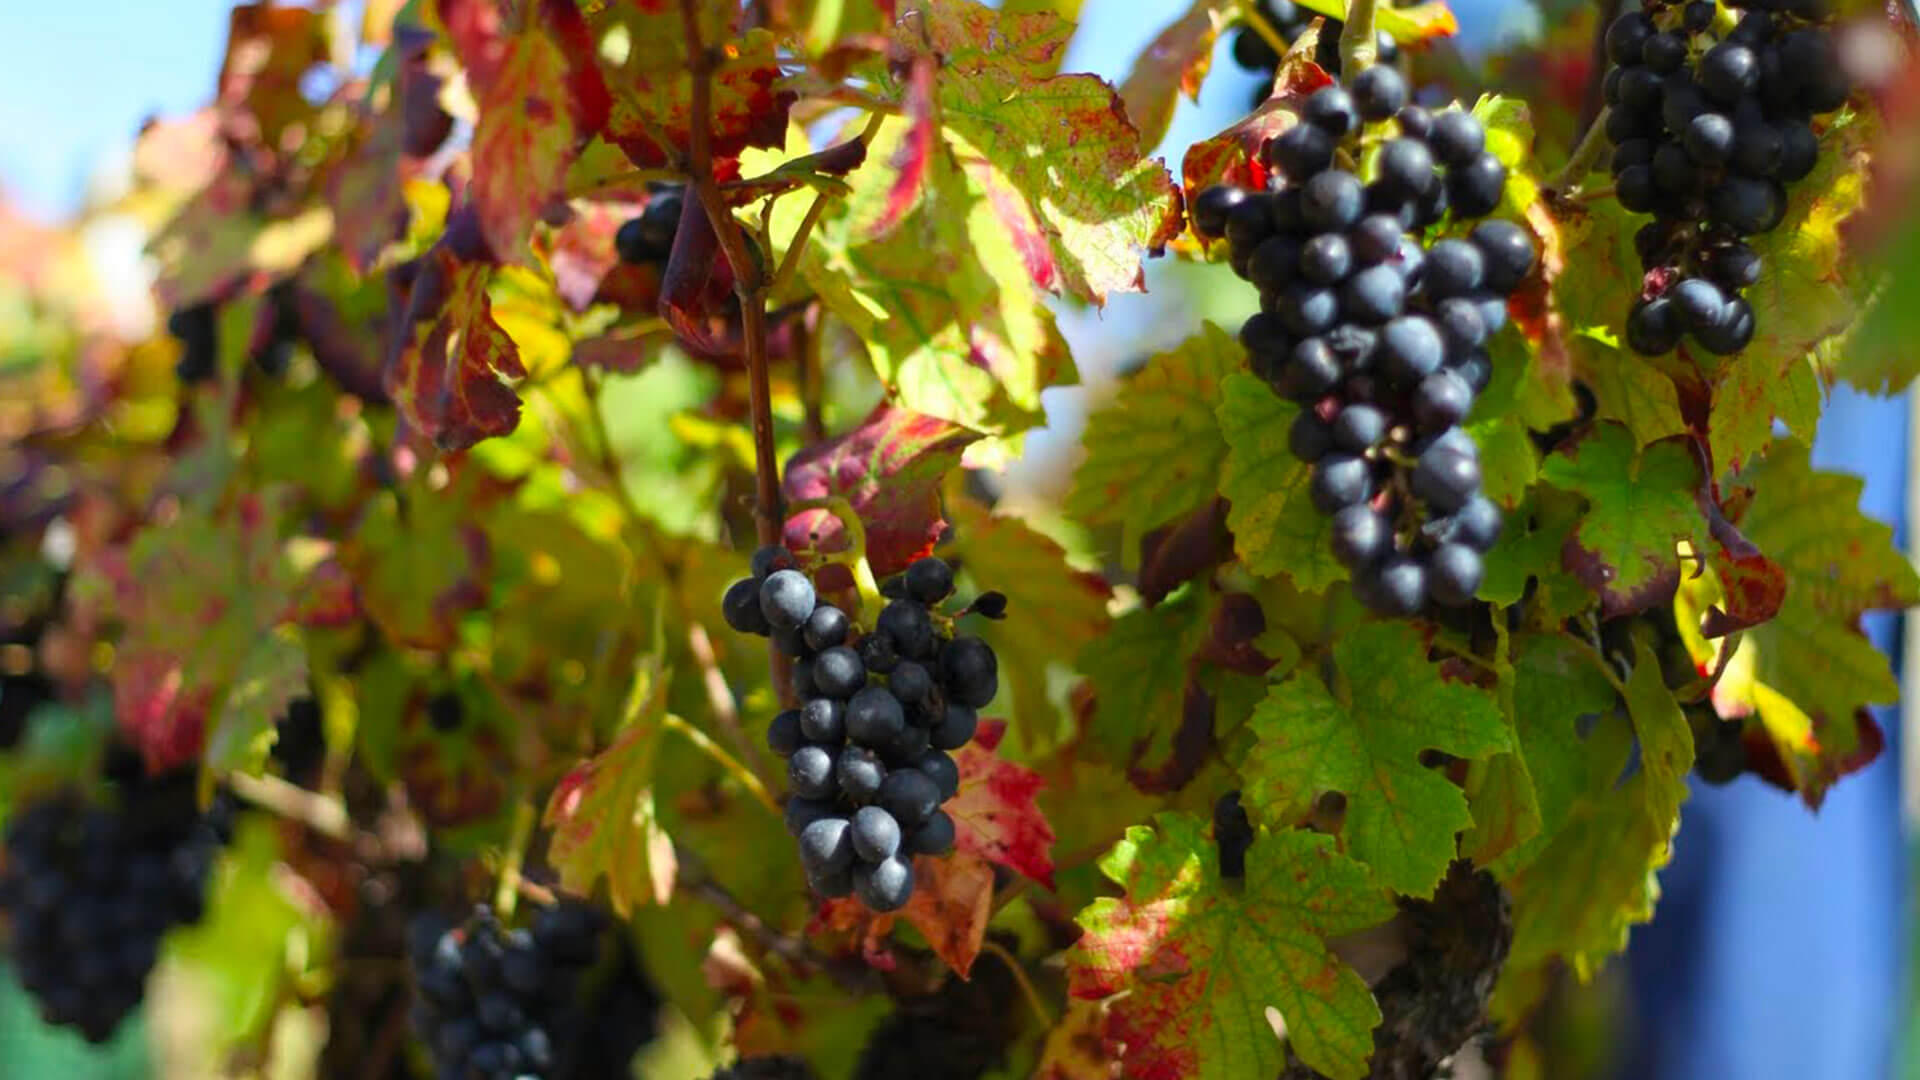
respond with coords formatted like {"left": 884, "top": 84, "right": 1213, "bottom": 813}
{"left": 722, "top": 549, "right": 1001, "bottom": 912}
{"left": 1605, "top": 0, "right": 1850, "bottom": 356}
{"left": 0, "top": 751, "right": 232, "bottom": 1043}
{"left": 1192, "top": 65, "right": 1533, "bottom": 617}
{"left": 1228, "top": 0, "right": 1401, "bottom": 90}
{"left": 409, "top": 902, "right": 609, "bottom": 1079}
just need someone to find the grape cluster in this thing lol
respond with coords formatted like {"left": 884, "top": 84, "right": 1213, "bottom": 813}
{"left": 0, "top": 755, "right": 231, "bottom": 1043}
{"left": 1191, "top": 66, "right": 1534, "bottom": 617}
{"left": 1603, "top": 1, "right": 1850, "bottom": 356}
{"left": 1228, "top": 0, "right": 1400, "bottom": 92}
{"left": 409, "top": 901, "right": 608, "bottom": 1079}
{"left": 168, "top": 301, "right": 219, "bottom": 384}
{"left": 722, "top": 549, "right": 999, "bottom": 913}
{"left": 614, "top": 185, "right": 685, "bottom": 269}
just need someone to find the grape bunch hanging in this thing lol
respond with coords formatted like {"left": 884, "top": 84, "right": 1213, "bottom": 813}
{"left": 409, "top": 901, "right": 609, "bottom": 1079}
{"left": 0, "top": 753, "right": 232, "bottom": 1043}
{"left": 1228, "top": 0, "right": 1401, "bottom": 89}
{"left": 1604, "top": 0, "right": 1850, "bottom": 356}
{"left": 723, "top": 549, "right": 999, "bottom": 913}
{"left": 615, "top": 184, "right": 685, "bottom": 270}
{"left": 1192, "top": 65, "right": 1535, "bottom": 617}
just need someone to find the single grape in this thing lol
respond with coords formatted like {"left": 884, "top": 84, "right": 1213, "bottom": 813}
{"left": 1358, "top": 555, "right": 1427, "bottom": 616}
{"left": 837, "top": 746, "right": 887, "bottom": 804}
{"left": 1304, "top": 85, "right": 1360, "bottom": 136}
{"left": 1269, "top": 122, "right": 1336, "bottom": 181}
{"left": 1225, "top": 194, "right": 1276, "bottom": 254}
{"left": 846, "top": 686, "right": 907, "bottom": 746}
{"left": 1339, "top": 264, "right": 1406, "bottom": 324}
{"left": 1708, "top": 175, "right": 1785, "bottom": 234}
{"left": 1413, "top": 370, "right": 1475, "bottom": 432}
{"left": 1427, "top": 109, "right": 1486, "bottom": 166}
{"left": 1469, "top": 219, "right": 1536, "bottom": 293}
{"left": 1448, "top": 153, "right": 1508, "bottom": 218}
{"left": 1239, "top": 310, "right": 1293, "bottom": 375}
{"left": 1331, "top": 404, "right": 1387, "bottom": 451}
{"left": 1450, "top": 495, "right": 1504, "bottom": 552}
{"left": 1330, "top": 505, "right": 1392, "bottom": 569}
{"left": 784, "top": 796, "right": 835, "bottom": 836}
{"left": 940, "top": 636, "right": 1000, "bottom": 709}
{"left": 1301, "top": 170, "right": 1366, "bottom": 231}
{"left": 930, "top": 703, "right": 979, "bottom": 751}
{"left": 1274, "top": 283, "right": 1341, "bottom": 338}
{"left": 798, "top": 817, "right": 855, "bottom": 877}
{"left": 1349, "top": 214, "right": 1404, "bottom": 265}
{"left": 850, "top": 806, "right": 903, "bottom": 863}
{"left": 1350, "top": 66, "right": 1409, "bottom": 121}
{"left": 1423, "top": 239, "right": 1485, "bottom": 299}
{"left": 722, "top": 578, "right": 769, "bottom": 635}
{"left": 1731, "top": 120, "right": 1785, "bottom": 177}
{"left": 760, "top": 570, "right": 816, "bottom": 631}
{"left": 1425, "top": 544, "right": 1484, "bottom": 607}
{"left": 799, "top": 697, "right": 845, "bottom": 743}
{"left": 1626, "top": 296, "right": 1684, "bottom": 355}
{"left": 1651, "top": 142, "right": 1698, "bottom": 193}
{"left": 1604, "top": 104, "right": 1657, "bottom": 144}
{"left": 1694, "top": 297, "right": 1757, "bottom": 355}
{"left": 1435, "top": 297, "right": 1489, "bottom": 353}
{"left": 904, "top": 811, "right": 956, "bottom": 857}
{"left": 1290, "top": 409, "right": 1335, "bottom": 463}
{"left": 1616, "top": 164, "right": 1658, "bottom": 213}
{"left": 878, "top": 769, "right": 941, "bottom": 830}
{"left": 1618, "top": 66, "right": 1663, "bottom": 110}
{"left": 916, "top": 750, "right": 960, "bottom": 801}
{"left": 1379, "top": 315, "right": 1445, "bottom": 385}
{"left": 904, "top": 557, "right": 955, "bottom": 604}
{"left": 1299, "top": 233, "right": 1354, "bottom": 285}
{"left": 768, "top": 710, "right": 804, "bottom": 756}
{"left": 1248, "top": 233, "right": 1303, "bottom": 297}
{"left": 1669, "top": 278, "right": 1731, "bottom": 332}
{"left": 1684, "top": 113, "right": 1736, "bottom": 166}
{"left": 1376, "top": 138, "right": 1437, "bottom": 202}
{"left": 633, "top": 190, "right": 682, "bottom": 259}
{"left": 1704, "top": 244, "right": 1762, "bottom": 290}
{"left": 1777, "top": 122, "right": 1818, "bottom": 182}
{"left": 889, "top": 660, "right": 934, "bottom": 708}
{"left": 811, "top": 646, "right": 867, "bottom": 699}
{"left": 802, "top": 605, "right": 850, "bottom": 652}
{"left": 1190, "top": 185, "right": 1249, "bottom": 240}
{"left": 877, "top": 599, "right": 936, "bottom": 659}
{"left": 1605, "top": 13, "right": 1655, "bottom": 66}
{"left": 1310, "top": 453, "right": 1375, "bottom": 513}
{"left": 1279, "top": 337, "right": 1344, "bottom": 400}
{"left": 853, "top": 856, "right": 915, "bottom": 913}
{"left": 788, "top": 746, "right": 837, "bottom": 801}
{"left": 1611, "top": 138, "right": 1654, "bottom": 176}
{"left": 1412, "top": 443, "right": 1482, "bottom": 512}
{"left": 1395, "top": 104, "right": 1433, "bottom": 140}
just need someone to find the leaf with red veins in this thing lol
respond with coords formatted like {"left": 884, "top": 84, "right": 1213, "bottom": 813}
{"left": 1695, "top": 483, "right": 1786, "bottom": 637}
{"left": 1067, "top": 814, "right": 1391, "bottom": 1080}
{"left": 470, "top": 30, "right": 580, "bottom": 262}
{"left": 949, "top": 719, "right": 1056, "bottom": 888}
{"left": 387, "top": 252, "right": 526, "bottom": 452}
{"left": 1181, "top": 59, "right": 1333, "bottom": 199}
{"left": 594, "top": 4, "right": 792, "bottom": 168}
{"left": 870, "top": 55, "right": 938, "bottom": 239}
{"left": 781, "top": 405, "right": 982, "bottom": 578}
{"left": 89, "top": 496, "right": 305, "bottom": 773}
{"left": 1120, "top": 0, "right": 1235, "bottom": 151}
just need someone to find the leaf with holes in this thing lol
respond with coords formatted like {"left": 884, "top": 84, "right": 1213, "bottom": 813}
{"left": 1243, "top": 622, "right": 1510, "bottom": 896}
{"left": 1067, "top": 814, "right": 1392, "bottom": 1080}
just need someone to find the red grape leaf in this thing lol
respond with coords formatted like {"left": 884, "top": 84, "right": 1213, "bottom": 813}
{"left": 594, "top": 4, "right": 791, "bottom": 168}
{"left": 869, "top": 55, "right": 938, "bottom": 239}
{"left": 1066, "top": 814, "right": 1392, "bottom": 1080}
{"left": 781, "top": 404, "right": 981, "bottom": 578}
{"left": 816, "top": 850, "right": 997, "bottom": 977}
{"left": 949, "top": 719, "right": 1056, "bottom": 888}
{"left": 469, "top": 29, "right": 582, "bottom": 262}
{"left": 386, "top": 251, "right": 526, "bottom": 452}
{"left": 217, "top": 2, "right": 331, "bottom": 146}
{"left": 81, "top": 495, "right": 306, "bottom": 773}
{"left": 544, "top": 671, "right": 676, "bottom": 913}
{"left": 1119, "top": 0, "right": 1235, "bottom": 152}
{"left": 1181, "top": 58, "right": 1331, "bottom": 200}
{"left": 436, "top": 0, "right": 508, "bottom": 92}
{"left": 326, "top": 102, "right": 417, "bottom": 274}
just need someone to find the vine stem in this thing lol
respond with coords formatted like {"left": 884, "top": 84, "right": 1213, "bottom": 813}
{"left": 1569, "top": 634, "right": 1631, "bottom": 698}
{"left": 664, "top": 713, "right": 782, "bottom": 817}
{"left": 680, "top": 0, "right": 782, "bottom": 550}
{"left": 1552, "top": 106, "right": 1613, "bottom": 193}
{"left": 978, "top": 939, "right": 1055, "bottom": 1028}
{"left": 1236, "top": 0, "right": 1292, "bottom": 58}
{"left": 1340, "top": 0, "right": 1382, "bottom": 80}
{"left": 228, "top": 771, "right": 351, "bottom": 842}
{"left": 492, "top": 797, "right": 537, "bottom": 921}
{"left": 770, "top": 110, "right": 886, "bottom": 299}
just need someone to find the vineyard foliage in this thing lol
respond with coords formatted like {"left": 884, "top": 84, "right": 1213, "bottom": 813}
{"left": 0, "top": 0, "right": 1916, "bottom": 1076}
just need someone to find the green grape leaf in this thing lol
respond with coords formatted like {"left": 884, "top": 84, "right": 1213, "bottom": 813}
{"left": 1579, "top": 353, "right": 1688, "bottom": 446}
{"left": 342, "top": 464, "right": 499, "bottom": 650}
{"left": 1476, "top": 634, "right": 1619, "bottom": 877}
{"left": 1216, "top": 372, "right": 1345, "bottom": 591}
{"left": 1708, "top": 353, "right": 1823, "bottom": 475}
{"left": 946, "top": 496, "right": 1113, "bottom": 741}
{"left": 1718, "top": 442, "right": 1920, "bottom": 803}
{"left": 1067, "top": 814, "right": 1393, "bottom": 1080}
{"left": 77, "top": 496, "right": 306, "bottom": 773}
{"left": 1477, "top": 489, "right": 1591, "bottom": 620}
{"left": 1502, "top": 643, "right": 1690, "bottom": 980}
{"left": 1068, "top": 323, "right": 1239, "bottom": 544}
{"left": 1117, "top": 0, "right": 1236, "bottom": 151}
{"left": 1243, "top": 622, "right": 1511, "bottom": 896}
{"left": 206, "top": 626, "right": 310, "bottom": 776}
{"left": 1540, "top": 424, "right": 1701, "bottom": 617}
{"left": 545, "top": 666, "right": 675, "bottom": 915}
{"left": 796, "top": 117, "right": 1073, "bottom": 438}
{"left": 883, "top": 0, "right": 1183, "bottom": 304}
{"left": 1077, "top": 587, "right": 1214, "bottom": 767}
{"left": 1467, "top": 417, "right": 1539, "bottom": 509}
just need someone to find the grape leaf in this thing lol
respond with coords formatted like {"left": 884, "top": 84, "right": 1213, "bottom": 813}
{"left": 1216, "top": 372, "right": 1344, "bottom": 591}
{"left": 877, "top": 0, "right": 1182, "bottom": 302}
{"left": 1474, "top": 633, "right": 1619, "bottom": 878}
{"left": 1290, "top": 0, "right": 1459, "bottom": 44}
{"left": 342, "top": 464, "right": 498, "bottom": 649}
{"left": 1117, "top": 0, "right": 1235, "bottom": 152}
{"left": 944, "top": 495, "right": 1112, "bottom": 741}
{"left": 544, "top": 666, "right": 676, "bottom": 914}
{"left": 207, "top": 627, "right": 310, "bottom": 776}
{"left": 781, "top": 405, "right": 981, "bottom": 578}
{"left": 1035, "top": 999, "right": 1118, "bottom": 1080}
{"left": 217, "top": 3, "right": 332, "bottom": 146}
{"left": 949, "top": 720, "right": 1056, "bottom": 888}
{"left": 1502, "top": 643, "right": 1690, "bottom": 980}
{"left": 1067, "top": 323, "right": 1239, "bottom": 545}
{"left": 1719, "top": 442, "right": 1920, "bottom": 804}
{"left": 1708, "top": 352, "right": 1821, "bottom": 475}
{"left": 817, "top": 848, "right": 998, "bottom": 976}
{"left": 386, "top": 254, "right": 527, "bottom": 451}
{"left": 1183, "top": 60, "right": 1332, "bottom": 198}
{"left": 795, "top": 117, "right": 1073, "bottom": 438}
{"left": 1539, "top": 424, "right": 1701, "bottom": 617}
{"left": 1067, "top": 814, "right": 1393, "bottom": 1080}
{"left": 1077, "top": 586, "right": 1214, "bottom": 767}
{"left": 592, "top": 4, "right": 790, "bottom": 168}
{"left": 83, "top": 497, "right": 306, "bottom": 773}
{"left": 1243, "top": 622, "right": 1511, "bottom": 896}
{"left": 469, "top": 30, "right": 579, "bottom": 262}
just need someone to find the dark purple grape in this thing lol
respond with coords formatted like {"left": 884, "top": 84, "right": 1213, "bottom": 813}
{"left": 1605, "top": 13, "right": 1655, "bottom": 65}
{"left": 916, "top": 750, "right": 960, "bottom": 801}
{"left": 939, "top": 636, "right": 999, "bottom": 709}
{"left": 904, "top": 557, "right": 954, "bottom": 604}
{"left": 1352, "top": 65, "right": 1409, "bottom": 121}
{"left": 1413, "top": 371, "right": 1475, "bottom": 432}
{"left": 799, "top": 816, "right": 855, "bottom": 877}
{"left": 1396, "top": 104, "right": 1433, "bottom": 140}
{"left": 788, "top": 746, "right": 837, "bottom": 800}
{"left": 1301, "top": 170, "right": 1366, "bottom": 231}
{"left": 1305, "top": 85, "right": 1360, "bottom": 136}
{"left": 1340, "top": 265, "right": 1406, "bottom": 324}
{"left": 1311, "top": 454, "right": 1375, "bottom": 513}
{"left": 812, "top": 645, "right": 867, "bottom": 698}
{"left": 846, "top": 686, "right": 907, "bottom": 746}
{"left": 1701, "top": 42, "right": 1761, "bottom": 104}
{"left": 1412, "top": 443, "right": 1482, "bottom": 512}
{"left": 853, "top": 856, "right": 914, "bottom": 913}
{"left": 838, "top": 746, "right": 887, "bottom": 804}
{"left": 723, "top": 578, "right": 770, "bottom": 635}
{"left": 1279, "top": 337, "right": 1343, "bottom": 400}
{"left": 1423, "top": 239, "right": 1485, "bottom": 299}
{"left": 1299, "top": 233, "right": 1353, "bottom": 285}
{"left": 904, "top": 811, "right": 956, "bottom": 857}
{"left": 802, "top": 605, "right": 850, "bottom": 652}
{"left": 1425, "top": 544, "right": 1484, "bottom": 607}
{"left": 1376, "top": 138, "right": 1437, "bottom": 202}
{"left": 930, "top": 703, "right": 978, "bottom": 751}
{"left": 877, "top": 769, "right": 940, "bottom": 830}
{"left": 799, "top": 697, "right": 845, "bottom": 743}
{"left": 768, "top": 710, "right": 804, "bottom": 756}
{"left": 1290, "top": 409, "right": 1335, "bottom": 463}
{"left": 1447, "top": 153, "right": 1507, "bottom": 218}
{"left": 1357, "top": 555, "right": 1427, "bottom": 616}
{"left": 1450, "top": 495, "right": 1504, "bottom": 552}
{"left": 1331, "top": 404, "right": 1387, "bottom": 451}
{"left": 1684, "top": 113, "right": 1736, "bottom": 166}
{"left": 1428, "top": 109, "right": 1486, "bottom": 166}
{"left": 1269, "top": 122, "right": 1336, "bottom": 181}
{"left": 1191, "top": 185, "right": 1249, "bottom": 240}
{"left": 1275, "top": 283, "right": 1340, "bottom": 338}
{"left": 850, "top": 806, "right": 902, "bottom": 863}
{"left": 1626, "top": 296, "right": 1684, "bottom": 356}
{"left": 1379, "top": 315, "right": 1445, "bottom": 384}
{"left": 1330, "top": 505, "right": 1392, "bottom": 569}
{"left": 760, "top": 570, "right": 816, "bottom": 631}
{"left": 1694, "top": 297, "right": 1757, "bottom": 355}
{"left": 1249, "top": 234, "right": 1304, "bottom": 296}
{"left": 1435, "top": 297, "right": 1489, "bottom": 353}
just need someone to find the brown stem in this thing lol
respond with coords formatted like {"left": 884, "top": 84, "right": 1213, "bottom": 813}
{"left": 798, "top": 302, "right": 826, "bottom": 443}
{"left": 680, "top": 0, "right": 783, "bottom": 550}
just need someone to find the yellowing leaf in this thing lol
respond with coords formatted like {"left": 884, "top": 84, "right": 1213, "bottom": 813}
{"left": 544, "top": 671, "right": 677, "bottom": 914}
{"left": 470, "top": 31, "right": 578, "bottom": 261}
{"left": 1216, "top": 372, "right": 1345, "bottom": 592}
